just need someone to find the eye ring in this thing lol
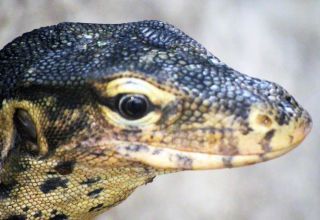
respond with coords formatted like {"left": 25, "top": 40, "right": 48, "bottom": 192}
{"left": 117, "top": 94, "right": 151, "bottom": 120}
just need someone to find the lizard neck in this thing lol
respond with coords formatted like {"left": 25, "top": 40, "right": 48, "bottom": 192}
{"left": 0, "top": 154, "right": 157, "bottom": 219}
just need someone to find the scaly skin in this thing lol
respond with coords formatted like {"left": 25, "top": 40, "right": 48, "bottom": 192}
{"left": 0, "top": 21, "right": 312, "bottom": 219}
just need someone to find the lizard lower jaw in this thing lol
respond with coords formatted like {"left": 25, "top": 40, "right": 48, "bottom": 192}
{"left": 115, "top": 143, "right": 297, "bottom": 170}
{"left": 114, "top": 120, "right": 311, "bottom": 170}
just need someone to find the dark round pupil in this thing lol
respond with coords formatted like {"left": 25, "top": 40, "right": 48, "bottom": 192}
{"left": 119, "top": 95, "right": 149, "bottom": 119}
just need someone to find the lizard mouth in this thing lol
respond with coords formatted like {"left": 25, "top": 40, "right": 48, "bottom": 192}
{"left": 114, "top": 118, "right": 312, "bottom": 170}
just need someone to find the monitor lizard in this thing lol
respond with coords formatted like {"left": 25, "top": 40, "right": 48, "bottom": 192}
{"left": 0, "top": 20, "right": 312, "bottom": 219}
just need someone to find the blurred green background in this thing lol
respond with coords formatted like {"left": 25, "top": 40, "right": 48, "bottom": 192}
{"left": 0, "top": 1, "right": 319, "bottom": 220}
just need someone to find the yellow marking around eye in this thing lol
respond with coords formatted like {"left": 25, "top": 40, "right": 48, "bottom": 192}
{"left": 97, "top": 77, "right": 176, "bottom": 106}
{"left": 95, "top": 77, "right": 177, "bottom": 128}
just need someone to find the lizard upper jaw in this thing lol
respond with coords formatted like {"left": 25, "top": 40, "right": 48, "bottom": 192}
{"left": 112, "top": 114, "right": 312, "bottom": 170}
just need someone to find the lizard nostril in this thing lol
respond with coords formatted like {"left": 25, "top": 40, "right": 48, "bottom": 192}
{"left": 285, "top": 95, "right": 292, "bottom": 103}
{"left": 256, "top": 114, "right": 273, "bottom": 128}
{"left": 284, "top": 95, "right": 298, "bottom": 107}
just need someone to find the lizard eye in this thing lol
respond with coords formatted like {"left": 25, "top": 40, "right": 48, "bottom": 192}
{"left": 118, "top": 94, "right": 150, "bottom": 120}
{"left": 94, "top": 77, "right": 176, "bottom": 128}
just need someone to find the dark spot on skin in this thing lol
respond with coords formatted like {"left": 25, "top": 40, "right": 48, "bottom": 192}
{"left": 259, "top": 154, "right": 268, "bottom": 162}
{"left": 0, "top": 179, "right": 18, "bottom": 200}
{"left": 40, "top": 177, "right": 68, "bottom": 194}
{"left": 22, "top": 206, "right": 29, "bottom": 212}
{"left": 277, "top": 112, "right": 288, "bottom": 125}
{"left": 260, "top": 129, "right": 275, "bottom": 152}
{"left": 265, "top": 129, "right": 275, "bottom": 141}
{"left": 87, "top": 188, "right": 103, "bottom": 198}
{"left": 143, "top": 166, "right": 153, "bottom": 174}
{"left": 145, "top": 176, "right": 156, "bottom": 185}
{"left": 6, "top": 215, "right": 26, "bottom": 220}
{"left": 176, "top": 154, "right": 193, "bottom": 169}
{"left": 94, "top": 136, "right": 102, "bottom": 142}
{"left": 11, "top": 160, "right": 30, "bottom": 173}
{"left": 33, "top": 211, "right": 42, "bottom": 218}
{"left": 122, "top": 128, "right": 142, "bottom": 134}
{"left": 152, "top": 149, "right": 162, "bottom": 155}
{"left": 240, "top": 122, "right": 253, "bottom": 135}
{"left": 125, "top": 145, "right": 149, "bottom": 152}
{"left": 222, "top": 156, "right": 233, "bottom": 168}
{"left": 289, "top": 135, "right": 294, "bottom": 144}
{"left": 219, "top": 144, "right": 239, "bottom": 156}
{"left": 89, "top": 150, "right": 106, "bottom": 157}
{"left": 49, "top": 214, "right": 68, "bottom": 220}
{"left": 54, "top": 160, "right": 76, "bottom": 175}
{"left": 89, "top": 203, "right": 104, "bottom": 212}
{"left": 158, "top": 102, "right": 179, "bottom": 125}
{"left": 80, "top": 177, "right": 101, "bottom": 186}
{"left": 261, "top": 142, "right": 271, "bottom": 152}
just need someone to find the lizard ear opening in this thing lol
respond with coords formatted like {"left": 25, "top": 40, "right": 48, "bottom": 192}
{"left": 13, "top": 109, "right": 40, "bottom": 156}
{"left": 0, "top": 102, "right": 48, "bottom": 172}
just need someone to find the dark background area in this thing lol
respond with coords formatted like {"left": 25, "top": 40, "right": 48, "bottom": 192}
{"left": 0, "top": 1, "right": 319, "bottom": 219}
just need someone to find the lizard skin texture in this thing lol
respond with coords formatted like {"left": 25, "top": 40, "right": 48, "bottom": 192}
{"left": 0, "top": 20, "right": 312, "bottom": 219}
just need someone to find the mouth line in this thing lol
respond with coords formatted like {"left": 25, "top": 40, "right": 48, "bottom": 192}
{"left": 77, "top": 119, "right": 311, "bottom": 170}
{"left": 114, "top": 142, "right": 296, "bottom": 170}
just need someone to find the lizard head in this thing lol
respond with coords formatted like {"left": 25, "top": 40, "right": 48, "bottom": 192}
{"left": 91, "top": 71, "right": 312, "bottom": 170}
{"left": 61, "top": 20, "right": 310, "bottom": 170}
{"left": 0, "top": 21, "right": 312, "bottom": 218}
